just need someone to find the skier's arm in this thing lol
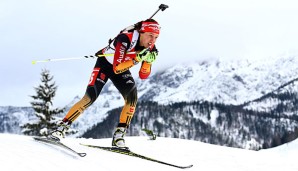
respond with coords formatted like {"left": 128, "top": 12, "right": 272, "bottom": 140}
{"left": 113, "top": 39, "right": 135, "bottom": 74}
{"left": 139, "top": 61, "right": 152, "bottom": 79}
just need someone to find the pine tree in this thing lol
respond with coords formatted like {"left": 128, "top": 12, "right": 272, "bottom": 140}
{"left": 22, "top": 69, "right": 64, "bottom": 136}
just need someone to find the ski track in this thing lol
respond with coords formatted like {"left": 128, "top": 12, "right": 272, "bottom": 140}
{"left": 0, "top": 134, "right": 298, "bottom": 171}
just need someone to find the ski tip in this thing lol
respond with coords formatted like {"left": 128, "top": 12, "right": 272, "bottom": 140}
{"left": 183, "top": 164, "right": 193, "bottom": 169}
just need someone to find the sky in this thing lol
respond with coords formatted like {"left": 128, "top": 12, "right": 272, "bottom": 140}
{"left": 1, "top": 0, "right": 298, "bottom": 107}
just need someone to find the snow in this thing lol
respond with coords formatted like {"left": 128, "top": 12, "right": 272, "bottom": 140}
{"left": 1, "top": 133, "right": 298, "bottom": 171}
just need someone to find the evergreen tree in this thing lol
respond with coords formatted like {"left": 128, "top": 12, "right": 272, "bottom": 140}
{"left": 22, "top": 69, "right": 64, "bottom": 136}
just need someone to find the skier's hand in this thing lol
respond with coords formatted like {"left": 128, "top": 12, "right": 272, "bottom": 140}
{"left": 144, "top": 51, "right": 157, "bottom": 64}
{"left": 135, "top": 48, "right": 150, "bottom": 62}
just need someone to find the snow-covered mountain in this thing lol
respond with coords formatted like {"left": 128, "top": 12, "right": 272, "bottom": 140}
{"left": 0, "top": 106, "right": 34, "bottom": 134}
{"left": 1, "top": 133, "right": 298, "bottom": 171}
{"left": 137, "top": 54, "right": 298, "bottom": 105}
{"left": 1, "top": 54, "right": 298, "bottom": 145}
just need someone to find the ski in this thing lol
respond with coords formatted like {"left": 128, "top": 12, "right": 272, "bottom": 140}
{"left": 80, "top": 143, "right": 193, "bottom": 169}
{"left": 33, "top": 137, "right": 86, "bottom": 157}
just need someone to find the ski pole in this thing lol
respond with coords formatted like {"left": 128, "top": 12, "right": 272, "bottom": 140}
{"left": 149, "top": 4, "right": 169, "bottom": 19}
{"left": 31, "top": 52, "right": 136, "bottom": 64}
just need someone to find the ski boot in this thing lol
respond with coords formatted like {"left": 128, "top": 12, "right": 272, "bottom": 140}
{"left": 48, "top": 121, "right": 70, "bottom": 142}
{"left": 112, "top": 127, "right": 128, "bottom": 149}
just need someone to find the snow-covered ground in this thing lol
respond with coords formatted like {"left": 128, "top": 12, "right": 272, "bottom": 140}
{"left": 0, "top": 133, "right": 297, "bottom": 171}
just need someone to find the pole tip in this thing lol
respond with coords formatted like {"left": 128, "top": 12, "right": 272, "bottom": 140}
{"left": 32, "top": 60, "right": 36, "bottom": 65}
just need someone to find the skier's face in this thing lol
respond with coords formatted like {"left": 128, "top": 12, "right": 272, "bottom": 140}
{"left": 139, "top": 32, "right": 159, "bottom": 48}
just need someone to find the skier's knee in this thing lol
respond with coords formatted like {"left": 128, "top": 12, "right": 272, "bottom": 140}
{"left": 125, "top": 86, "right": 138, "bottom": 106}
{"left": 81, "top": 94, "right": 94, "bottom": 107}
{"left": 85, "top": 88, "right": 99, "bottom": 104}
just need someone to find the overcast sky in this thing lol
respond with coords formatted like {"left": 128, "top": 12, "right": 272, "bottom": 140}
{"left": 1, "top": 0, "right": 298, "bottom": 107}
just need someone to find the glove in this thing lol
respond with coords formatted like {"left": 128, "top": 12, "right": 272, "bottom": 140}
{"left": 135, "top": 48, "right": 150, "bottom": 62}
{"left": 144, "top": 51, "right": 157, "bottom": 64}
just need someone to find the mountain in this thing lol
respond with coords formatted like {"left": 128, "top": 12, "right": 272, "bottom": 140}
{"left": 0, "top": 106, "right": 34, "bottom": 134}
{"left": 1, "top": 133, "right": 298, "bottom": 171}
{"left": 137, "top": 54, "right": 298, "bottom": 105}
{"left": 1, "top": 54, "right": 298, "bottom": 149}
